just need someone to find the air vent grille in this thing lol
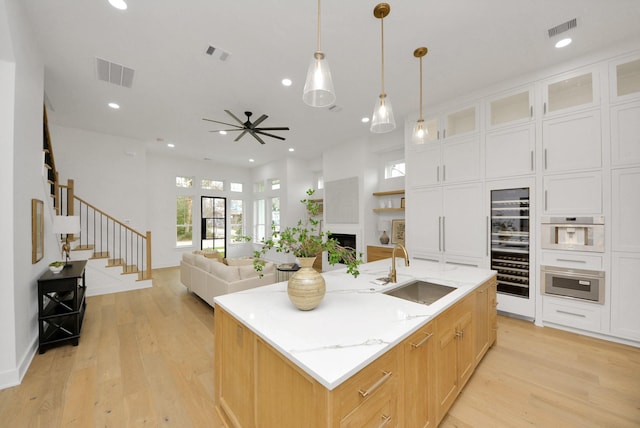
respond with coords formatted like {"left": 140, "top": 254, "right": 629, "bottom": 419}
{"left": 548, "top": 18, "right": 577, "bottom": 38}
{"left": 96, "top": 57, "right": 135, "bottom": 88}
{"left": 205, "top": 45, "right": 231, "bottom": 62}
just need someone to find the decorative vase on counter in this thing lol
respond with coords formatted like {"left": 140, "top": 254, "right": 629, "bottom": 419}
{"left": 288, "top": 257, "right": 326, "bottom": 311}
{"left": 379, "top": 230, "right": 390, "bottom": 245}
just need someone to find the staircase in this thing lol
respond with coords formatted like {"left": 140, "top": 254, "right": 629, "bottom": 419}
{"left": 43, "top": 106, "right": 152, "bottom": 296}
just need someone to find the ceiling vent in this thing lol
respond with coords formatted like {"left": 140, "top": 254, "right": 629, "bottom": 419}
{"left": 205, "top": 45, "right": 231, "bottom": 62}
{"left": 96, "top": 57, "right": 135, "bottom": 88}
{"left": 548, "top": 18, "right": 577, "bottom": 38}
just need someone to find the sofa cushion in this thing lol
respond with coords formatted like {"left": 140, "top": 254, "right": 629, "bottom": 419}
{"left": 225, "top": 257, "right": 254, "bottom": 266}
{"left": 262, "top": 262, "right": 276, "bottom": 274}
{"left": 203, "top": 250, "right": 224, "bottom": 262}
{"left": 238, "top": 264, "right": 259, "bottom": 280}
{"left": 210, "top": 260, "right": 241, "bottom": 282}
{"left": 194, "top": 255, "right": 210, "bottom": 271}
{"left": 182, "top": 252, "right": 197, "bottom": 265}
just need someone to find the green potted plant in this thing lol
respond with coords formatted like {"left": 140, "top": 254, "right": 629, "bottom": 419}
{"left": 250, "top": 189, "right": 363, "bottom": 310}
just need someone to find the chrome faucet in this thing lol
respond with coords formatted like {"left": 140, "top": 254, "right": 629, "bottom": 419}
{"left": 390, "top": 243, "right": 410, "bottom": 283}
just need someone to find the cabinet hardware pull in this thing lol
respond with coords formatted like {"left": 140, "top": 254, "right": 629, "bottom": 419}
{"left": 530, "top": 105, "right": 533, "bottom": 118}
{"left": 544, "top": 149, "right": 548, "bottom": 170}
{"left": 437, "top": 165, "right": 440, "bottom": 182}
{"left": 556, "top": 310, "right": 586, "bottom": 318}
{"left": 442, "top": 216, "right": 446, "bottom": 252}
{"left": 443, "top": 129, "right": 446, "bottom": 139}
{"left": 543, "top": 102, "right": 547, "bottom": 114}
{"left": 437, "top": 130, "right": 440, "bottom": 140}
{"left": 410, "top": 332, "right": 433, "bottom": 349}
{"left": 544, "top": 190, "right": 548, "bottom": 211}
{"left": 379, "top": 415, "right": 392, "bottom": 427}
{"left": 530, "top": 151, "right": 534, "bottom": 171}
{"left": 455, "top": 329, "right": 463, "bottom": 339}
{"left": 443, "top": 165, "right": 446, "bottom": 181}
{"left": 358, "top": 371, "right": 392, "bottom": 398}
{"left": 556, "top": 258, "right": 587, "bottom": 263}
{"left": 438, "top": 217, "right": 442, "bottom": 252}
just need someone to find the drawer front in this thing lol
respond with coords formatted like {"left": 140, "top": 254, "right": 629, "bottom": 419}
{"left": 334, "top": 348, "right": 399, "bottom": 420}
{"left": 340, "top": 391, "right": 394, "bottom": 428}
{"left": 543, "top": 296, "right": 603, "bottom": 332}
{"left": 541, "top": 251, "right": 603, "bottom": 270}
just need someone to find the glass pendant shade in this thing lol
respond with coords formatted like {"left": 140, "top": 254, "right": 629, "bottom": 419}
{"left": 303, "top": 51, "right": 336, "bottom": 107}
{"left": 412, "top": 119, "right": 428, "bottom": 144}
{"left": 370, "top": 93, "right": 396, "bottom": 133}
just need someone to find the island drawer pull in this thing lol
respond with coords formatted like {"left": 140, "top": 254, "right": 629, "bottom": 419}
{"left": 378, "top": 414, "right": 392, "bottom": 427}
{"left": 410, "top": 332, "right": 433, "bottom": 349}
{"left": 358, "top": 371, "right": 392, "bottom": 398}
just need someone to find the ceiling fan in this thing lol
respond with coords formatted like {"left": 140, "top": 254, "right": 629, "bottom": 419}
{"left": 203, "top": 110, "right": 290, "bottom": 145}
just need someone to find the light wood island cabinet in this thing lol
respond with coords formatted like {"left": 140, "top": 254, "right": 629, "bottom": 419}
{"left": 214, "top": 277, "right": 497, "bottom": 427}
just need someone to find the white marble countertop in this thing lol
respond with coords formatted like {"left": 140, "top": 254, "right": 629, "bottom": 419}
{"left": 213, "top": 259, "right": 496, "bottom": 390}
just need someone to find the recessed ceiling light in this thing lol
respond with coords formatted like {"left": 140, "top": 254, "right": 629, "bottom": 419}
{"left": 108, "top": 0, "right": 128, "bottom": 10}
{"left": 108, "top": 102, "right": 120, "bottom": 109}
{"left": 219, "top": 130, "right": 227, "bottom": 135}
{"left": 282, "top": 78, "right": 292, "bottom": 87}
{"left": 555, "top": 38, "right": 572, "bottom": 48}
{"left": 361, "top": 117, "right": 370, "bottom": 123}
{"left": 167, "top": 143, "right": 175, "bottom": 148}
{"left": 249, "top": 158, "right": 255, "bottom": 163}
{"left": 288, "top": 148, "right": 295, "bottom": 152}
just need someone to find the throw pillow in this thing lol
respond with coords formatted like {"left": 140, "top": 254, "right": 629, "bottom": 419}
{"left": 209, "top": 260, "right": 241, "bottom": 282}
{"left": 225, "top": 257, "right": 254, "bottom": 266}
{"left": 182, "top": 252, "right": 197, "bottom": 265}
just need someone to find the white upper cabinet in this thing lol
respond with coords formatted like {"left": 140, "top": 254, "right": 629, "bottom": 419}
{"left": 486, "top": 87, "right": 534, "bottom": 130}
{"left": 543, "top": 172, "right": 602, "bottom": 215}
{"left": 485, "top": 124, "right": 535, "bottom": 178}
{"left": 542, "top": 69, "right": 600, "bottom": 116}
{"left": 406, "top": 144, "right": 441, "bottom": 188}
{"left": 610, "top": 54, "right": 640, "bottom": 104}
{"left": 610, "top": 100, "right": 640, "bottom": 167}
{"left": 542, "top": 110, "right": 602, "bottom": 173}
{"left": 612, "top": 167, "right": 640, "bottom": 252}
{"left": 445, "top": 106, "right": 477, "bottom": 139}
{"left": 442, "top": 136, "right": 481, "bottom": 183}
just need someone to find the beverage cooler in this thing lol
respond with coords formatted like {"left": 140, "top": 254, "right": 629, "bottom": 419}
{"left": 490, "top": 188, "right": 530, "bottom": 299}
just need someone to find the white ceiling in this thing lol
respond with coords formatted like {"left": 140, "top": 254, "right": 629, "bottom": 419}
{"left": 19, "top": 0, "right": 640, "bottom": 167}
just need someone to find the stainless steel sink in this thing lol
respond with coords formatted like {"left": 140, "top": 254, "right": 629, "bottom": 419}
{"left": 384, "top": 280, "right": 456, "bottom": 305}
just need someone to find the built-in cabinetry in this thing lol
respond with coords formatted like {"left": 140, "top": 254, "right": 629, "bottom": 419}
{"left": 367, "top": 245, "right": 393, "bottom": 262}
{"left": 372, "top": 189, "right": 404, "bottom": 213}
{"left": 214, "top": 278, "right": 497, "bottom": 427}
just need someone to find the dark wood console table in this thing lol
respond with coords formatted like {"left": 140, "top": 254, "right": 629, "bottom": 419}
{"left": 37, "top": 260, "right": 87, "bottom": 354}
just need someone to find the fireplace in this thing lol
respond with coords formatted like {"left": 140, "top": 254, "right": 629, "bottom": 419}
{"left": 328, "top": 233, "right": 356, "bottom": 264}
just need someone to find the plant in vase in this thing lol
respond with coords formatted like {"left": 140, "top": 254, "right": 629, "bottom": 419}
{"left": 250, "top": 189, "right": 363, "bottom": 310}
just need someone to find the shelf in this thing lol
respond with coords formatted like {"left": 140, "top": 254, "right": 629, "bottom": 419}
{"left": 373, "top": 189, "right": 404, "bottom": 197}
{"left": 373, "top": 207, "right": 405, "bottom": 213}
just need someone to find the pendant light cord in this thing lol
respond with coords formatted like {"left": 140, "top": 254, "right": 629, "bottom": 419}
{"left": 380, "top": 16, "right": 385, "bottom": 95}
{"left": 317, "top": 0, "right": 321, "bottom": 52}
{"left": 419, "top": 56, "right": 423, "bottom": 120}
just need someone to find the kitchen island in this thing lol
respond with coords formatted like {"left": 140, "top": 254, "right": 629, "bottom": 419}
{"left": 214, "top": 259, "right": 497, "bottom": 427}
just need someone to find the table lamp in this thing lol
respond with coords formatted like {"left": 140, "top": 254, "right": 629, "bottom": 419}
{"left": 52, "top": 215, "right": 80, "bottom": 264}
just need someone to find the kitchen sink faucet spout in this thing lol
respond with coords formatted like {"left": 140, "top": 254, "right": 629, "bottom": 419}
{"left": 390, "top": 243, "right": 410, "bottom": 283}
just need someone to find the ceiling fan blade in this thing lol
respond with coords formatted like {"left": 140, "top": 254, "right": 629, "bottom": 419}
{"left": 255, "top": 130, "right": 286, "bottom": 141}
{"left": 225, "top": 110, "right": 245, "bottom": 126}
{"left": 251, "top": 114, "right": 268, "bottom": 128}
{"left": 234, "top": 130, "right": 249, "bottom": 142}
{"left": 208, "top": 128, "right": 243, "bottom": 133}
{"left": 248, "top": 131, "right": 266, "bottom": 145}
{"left": 202, "top": 118, "right": 242, "bottom": 128}
{"left": 255, "top": 127, "right": 290, "bottom": 131}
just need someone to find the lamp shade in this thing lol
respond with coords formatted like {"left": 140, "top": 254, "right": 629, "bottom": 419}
{"left": 303, "top": 51, "right": 336, "bottom": 107}
{"left": 412, "top": 119, "right": 428, "bottom": 144}
{"left": 370, "top": 93, "right": 396, "bottom": 133}
{"left": 52, "top": 215, "right": 80, "bottom": 234}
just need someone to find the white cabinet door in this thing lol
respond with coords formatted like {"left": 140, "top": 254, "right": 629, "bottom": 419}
{"left": 485, "top": 125, "right": 535, "bottom": 178}
{"left": 611, "top": 101, "right": 640, "bottom": 167}
{"left": 609, "top": 54, "right": 640, "bottom": 103}
{"left": 486, "top": 87, "right": 533, "bottom": 130}
{"left": 611, "top": 252, "right": 640, "bottom": 341}
{"left": 406, "top": 186, "right": 442, "bottom": 258}
{"left": 612, "top": 167, "right": 640, "bottom": 252}
{"left": 406, "top": 144, "right": 441, "bottom": 188}
{"left": 442, "top": 182, "right": 485, "bottom": 259}
{"left": 543, "top": 172, "right": 602, "bottom": 214}
{"left": 542, "top": 69, "right": 599, "bottom": 116}
{"left": 442, "top": 136, "right": 481, "bottom": 183}
{"left": 542, "top": 110, "right": 602, "bottom": 172}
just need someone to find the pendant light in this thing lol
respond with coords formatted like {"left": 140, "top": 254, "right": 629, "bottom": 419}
{"left": 303, "top": 0, "right": 335, "bottom": 107}
{"left": 370, "top": 3, "right": 395, "bottom": 133}
{"left": 412, "top": 46, "right": 429, "bottom": 144}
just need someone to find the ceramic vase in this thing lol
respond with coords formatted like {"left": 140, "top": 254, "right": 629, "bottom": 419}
{"left": 288, "top": 257, "right": 326, "bottom": 311}
{"left": 379, "top": 230, "right": 390, "bottom": 245}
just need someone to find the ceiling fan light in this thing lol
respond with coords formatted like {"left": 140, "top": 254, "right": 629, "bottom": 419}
{"left": 412, "top": 119, "right": 428, "bottom": 144}
{"left": 370, "top": 93, "right": 396, "bottom": 133}
{"left": 303, "top": 51, "right": 336, "bottom": 107}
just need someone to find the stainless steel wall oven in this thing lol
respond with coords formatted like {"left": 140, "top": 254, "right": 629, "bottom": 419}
{"left": 541, "top": 265, "right": 605, "bottom": 303}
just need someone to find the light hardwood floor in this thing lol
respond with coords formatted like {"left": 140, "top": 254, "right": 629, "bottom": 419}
{"left": 1, "top": 267, "right": 638, "bottom": 427}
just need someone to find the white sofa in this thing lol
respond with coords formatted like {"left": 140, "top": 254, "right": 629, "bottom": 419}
{"left": 180, "top": 252, "right": 276, "bottom": 307}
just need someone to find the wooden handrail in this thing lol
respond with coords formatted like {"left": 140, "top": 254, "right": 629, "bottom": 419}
{"left": 74, "top": 195, "right": 146, "bottom": 239}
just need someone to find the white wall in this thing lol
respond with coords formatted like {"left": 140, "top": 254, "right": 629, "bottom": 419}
{"left": 1, "top": 0, "right": 60, "bottom": 389}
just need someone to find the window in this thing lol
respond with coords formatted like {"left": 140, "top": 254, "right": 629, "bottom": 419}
{"left": 201, "top": 179, "right": 224, "bottom": 190}
{"left": 176, "top": 196, "right": 193, "bottom": 247}
{"left": 230, "top": 182, "right": 243, "bottom": 192}
{"left": 254, "top": 199, "right": 265, "bottom": 243}
{"left": 254, "top": 181, "right": 265, "bottom": 192}
{"left": 271, "top": 197, "right": 280, "bottom": 233}
{"left": 385, "top": 160, "right": 405, "bottom": 179}
{"left": 176, "top": 176, "right": 194, "bottom": 188}
{"left": 230, "top": 199, "right": 245, "bottom": 242}
{"left": 316, "top": 175, "right": 324, "bottom": 190}
{"left": 271, "top": 179, "right": 280, "bottom": 190}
